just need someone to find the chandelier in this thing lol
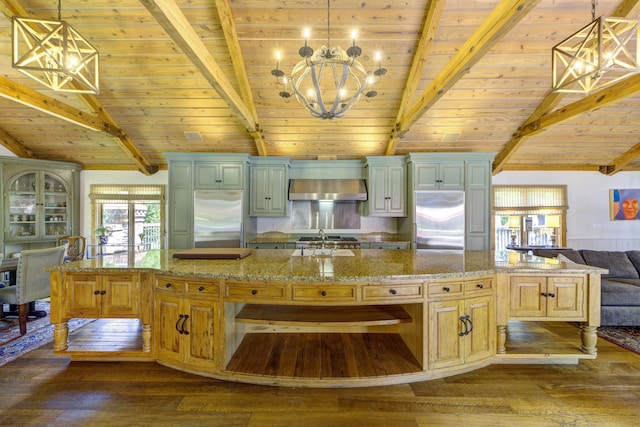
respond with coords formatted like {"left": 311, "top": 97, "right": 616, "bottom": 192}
{"left": 12, "top": 0, "right": 99, "bottom": 94}
{"left": 552, "top": 0, "right": 639, "bottom": 94}
{"left": 271, "top": 0, "right": 386, "bottom": 120}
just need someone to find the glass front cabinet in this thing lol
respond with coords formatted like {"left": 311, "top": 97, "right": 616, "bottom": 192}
{"left": 2, "top": 158, "right": 80, "bottom": 257}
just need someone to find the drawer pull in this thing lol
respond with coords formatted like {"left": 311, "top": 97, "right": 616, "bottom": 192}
{"left": 321, "top": 290, "right": 327, "bottom": 297}
{"left": 251, "top": 289, "right": 258, "bottom": 295}
{"left": 198, "top": 286, "right": 205, "bottom": 292}
{"left": 165, "top": 283, "right": 172, "bottom": 288}
{"left": 443, "top": 287, "right": 450, "bottom": 292}
{"left": 389, "top": 289, "right": 397, "bottom": 295}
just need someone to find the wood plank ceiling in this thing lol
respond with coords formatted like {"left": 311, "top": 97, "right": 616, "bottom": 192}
{"left": 0, "top": 0, "right": 639, "bottom": 175}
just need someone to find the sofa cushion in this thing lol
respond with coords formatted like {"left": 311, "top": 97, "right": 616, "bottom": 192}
{"left": 601, "top": 279, "right": 640, "bottom": 306}
{"left": 532, "top": 249, "right": 586, "bottom": 264}
{"left": 581, "top": 250, "right": 639, "bottom": 279}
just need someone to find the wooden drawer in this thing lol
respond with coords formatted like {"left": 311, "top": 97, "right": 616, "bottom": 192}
{"left": 464, "top": 278, "right": 493, "bottom": 294}
{"left": 155, "top": 277, "right": 186, "bottom": 292}
{"left": 291, "top": 284, "right": 358, "bottom": 302}
{"left": 427, "top": 281, "right": 463, "bottom": 297}
{"left": 187, "top": 281, "right": 220, "bottom": 296}
{"left": 225, "top": 282, "right": 286, "bottom": 301}
{"left": 363, "top": 283, "right": 423, "bottom": 301}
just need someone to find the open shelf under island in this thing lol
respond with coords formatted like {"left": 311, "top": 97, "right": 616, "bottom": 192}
{"left": 47, "top": 249, "right": 605, "bottom": 388}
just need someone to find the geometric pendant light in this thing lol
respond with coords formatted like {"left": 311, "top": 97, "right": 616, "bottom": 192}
{"left": 552, "top": 2, "right": 639, "bottom": 94}
{"left": 11, "top": 1, "right": 99, "bottom": 94}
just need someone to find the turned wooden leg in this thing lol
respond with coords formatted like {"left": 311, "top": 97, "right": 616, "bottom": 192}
{"left": 18, "top": 303, "right": 28, "bottom": 336}
{"left": 142, "top": 323, "right": 151, "bottom": 352}
{"left": 53, "top": 322, "right": 69, "bottom": 352}
{"left": 497, "top": 324, "right": 507, "bottom": 354}
{"left": 580, "top": 324, "right": 598, "bottom": 355}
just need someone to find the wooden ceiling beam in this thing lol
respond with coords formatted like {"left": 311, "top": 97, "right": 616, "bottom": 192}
{"left": 0, "top": 126, "right": 36, "bottom": 158}
{"left": 492, "top": 0, "right": 640, "bottom": 175}
{"left": 385, "top": 0, "right": 446, "bottom": 156}
{"left": 140, "top": 0, "right": 261, "bottom": 143}
{"left": 0, "top": 75, "right": 106, "bottom": 132}
{"left": 214, "top": 0, "right": 266, "bottom": 156}
{"left": 393, "top": 0, "right": 541, "bottom": 142}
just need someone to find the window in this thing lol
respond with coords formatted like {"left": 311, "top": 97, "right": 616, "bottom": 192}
{"left": 493, "top": 185, "right": 568, "bottom": 250}
{"left": 89, "top": 185, "right": 165, "bottom": 255}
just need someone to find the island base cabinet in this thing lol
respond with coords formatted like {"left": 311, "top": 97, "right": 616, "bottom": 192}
{"left": 66, "top": 273, "right": 141, "bottom": 318}
{"left": 428, "top": 295, "right": 494, "bottom": 370}
{"left": 154, "top": 289, "right": 220, "bottom": 372}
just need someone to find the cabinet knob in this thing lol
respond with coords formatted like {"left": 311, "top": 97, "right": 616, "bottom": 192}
{"left": 198, "top": 286, "right": 205, "bottom": 292}
{"left": 443, "top": 287, "right": 450, "bottom": 292}
{"left": 251, "top": 289, "right": 257, "bottom": 295}
{"left": 389, "top": 289, "right": 397, "bottom": 295}
{"left": 321, "top": 290, "right": 327, "bottom": 297}
{"left": 100, "top": 290, "right": 106, "bottom": 295}
{"left": 165, "top": 283, "right": 172, "bottom": 288}
{"left": 94, "top": 290, "right": 100, "bottom": 295}
{"left": 548, "top": 293, "right": 555, "bottom": 298}
{"left": 477, "top": 283, "right": 484, "bottom": 289}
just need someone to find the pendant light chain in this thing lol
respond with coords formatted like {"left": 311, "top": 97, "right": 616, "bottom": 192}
{"left": 591, "top": 0, "right": 596, "bottom": 21}
{"left": 326, "top": 0, "right": 331, "bottom": 47}
{"left": 58, "top": 0, "right": 62, "bottom": 21}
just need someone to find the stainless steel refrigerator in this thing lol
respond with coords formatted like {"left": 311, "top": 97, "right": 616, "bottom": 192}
{"left": 193, "top": 190, "right": 243, "bottom": 248}
{"left": 414, "top": 191, "right": 465, "bottom": 250}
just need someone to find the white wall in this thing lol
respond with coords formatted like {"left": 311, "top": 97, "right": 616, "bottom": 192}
{"left": 493, "top": 171, "right": 640, "bottom": 250}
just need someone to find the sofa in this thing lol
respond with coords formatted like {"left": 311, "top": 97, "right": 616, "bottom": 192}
{"left": 531, "top": 249, "right": 640, "bottom": 326}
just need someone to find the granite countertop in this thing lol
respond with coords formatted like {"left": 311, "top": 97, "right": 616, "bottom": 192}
{"left": 48, "top": 249, "right": 606, "bottom": 282}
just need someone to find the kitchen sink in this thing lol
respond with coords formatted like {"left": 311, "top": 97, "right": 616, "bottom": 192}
{"left": 291, "top": 249, "right": 354, "bottom": 257}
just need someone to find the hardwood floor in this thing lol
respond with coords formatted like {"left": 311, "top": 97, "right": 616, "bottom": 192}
{"left": 1, "top": 322, "right": 639, "bottom": 426}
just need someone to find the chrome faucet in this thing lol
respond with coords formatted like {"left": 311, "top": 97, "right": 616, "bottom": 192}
{"left": 318, "top": 229, "right": 325, "bottom": 251}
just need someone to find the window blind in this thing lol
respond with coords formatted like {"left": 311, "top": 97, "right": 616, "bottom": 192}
{"left": 89, "top": 184, "right": 165, "bottom": 204}
{"left": 493, "top": 185, "right": 567, "bottom": 215}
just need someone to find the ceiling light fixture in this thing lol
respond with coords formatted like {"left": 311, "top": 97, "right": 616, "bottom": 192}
{"left": 552, "top": 0, "right": 639, "bottom": 93}
{"left": 12, "top": 0, "right": 99, "bottom": 94}
{"left": 271, "top": 0, "right": 386, "bottom": 120}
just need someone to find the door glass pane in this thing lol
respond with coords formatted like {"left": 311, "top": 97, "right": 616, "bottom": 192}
{"left": 101, "top": 203, "right": 161, "bottom": 251}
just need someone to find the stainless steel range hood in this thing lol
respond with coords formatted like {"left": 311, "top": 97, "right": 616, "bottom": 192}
{"left": 288, "top": 179, "right": 367, "bottom": 201}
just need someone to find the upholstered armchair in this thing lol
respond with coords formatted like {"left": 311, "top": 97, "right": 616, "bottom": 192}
{"left": 0, "top": 246, "right": 65, "bottom": 335}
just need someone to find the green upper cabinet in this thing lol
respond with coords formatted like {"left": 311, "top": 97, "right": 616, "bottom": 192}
{"left": 194, "top": 161, "right": 244, "bottom": 189}
{"left": 413, "top": 162, "right": 464, "bottom": 190}
{"left": 364, "top": 156, "right": 406, "bottom": 217}
{"left": 249, "top": 158, "right": 290, "bottom": 217}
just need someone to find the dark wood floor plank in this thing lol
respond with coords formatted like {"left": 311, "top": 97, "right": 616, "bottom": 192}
{"left": 2, "top": 321, "right": 640, "bottom": 425}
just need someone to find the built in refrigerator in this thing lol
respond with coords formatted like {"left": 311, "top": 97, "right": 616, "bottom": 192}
{"left": 193, "top": 190, "right": 243, "bottom": 248}
{"left": 414, "top": 191, "right": 465, "bottom": 250}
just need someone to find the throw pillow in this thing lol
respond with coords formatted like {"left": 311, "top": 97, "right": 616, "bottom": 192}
{"left": 556, "top": 253, "right": 579, "bottom": 265}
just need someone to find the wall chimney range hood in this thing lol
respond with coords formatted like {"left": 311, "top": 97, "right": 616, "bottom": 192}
{"left": 288, "top": 179, "right": 367, "bottom": 201}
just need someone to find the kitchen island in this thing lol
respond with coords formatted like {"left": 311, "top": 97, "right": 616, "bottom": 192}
{"left": 48, "top": 249, "right": 605, "bottom": 387}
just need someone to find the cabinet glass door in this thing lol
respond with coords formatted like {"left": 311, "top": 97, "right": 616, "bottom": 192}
{"left": 43, "top": 172, "right": 69, "bottom": 237}
{"left": 6, "top": 171, "right": 70, "bottom": 240}
{"left": 8, "top": 172, "right": 37, "bottom": 239}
